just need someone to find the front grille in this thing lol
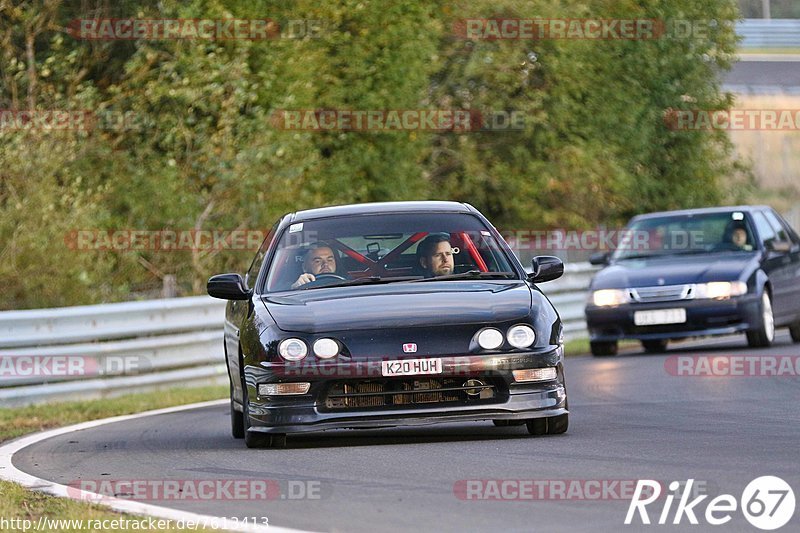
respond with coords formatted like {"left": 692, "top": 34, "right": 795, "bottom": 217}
{"left": 322, "top": 377, "right": 502, "bottom": 411}
{"left": 630, "top": 284, "right": 692, "bottom": 303}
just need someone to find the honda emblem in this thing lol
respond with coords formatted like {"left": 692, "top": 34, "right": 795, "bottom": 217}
{"left": 403, "top": 343, "right": 417, "bottom": 353}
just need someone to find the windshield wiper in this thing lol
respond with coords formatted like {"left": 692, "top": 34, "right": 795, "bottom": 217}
{"left": 618, "top": 250, "right": 709, "bottom": 261}
{"left": 408, "top": 270, "right": 517, "bottom": 282}
{"left": 301, "top": 275, "right": 423, "bottom": 289}
{"left": 615, "top": 253, "right": 660, "bottom": 260}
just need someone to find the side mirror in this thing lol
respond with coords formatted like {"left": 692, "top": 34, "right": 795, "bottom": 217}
{"left": 767, "top": 240, "right": 792, "bottom": 253}
{"left": 589, "top": 252, "right": 610, "bottom": 266}
{"left": 529, "top": 256, "right": 564, "bottom": 283}
{"left": 207, "top": 273, "right": 251, "bottom": 300}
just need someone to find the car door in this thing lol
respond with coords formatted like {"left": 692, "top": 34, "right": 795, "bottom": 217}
{"left": 751, "top": 210, "right": 792, "bottom": 323}
{"left": 226, "top": 222, "right": 277, "bottom": 403}
{"left": 764, "top": 209, "right": 800, "bottom": 320}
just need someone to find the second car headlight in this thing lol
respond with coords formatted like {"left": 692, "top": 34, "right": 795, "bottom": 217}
{"left": 591, "top": 289, "right": 630, "bottom": 307}
{"left": 507, "top": 325, "right": 536, "bottom": 349}
{"left": 278, "top": 338, "right": 308, "bottom": 361}
{"left": 694, "top": 281, "right": 747, "bottom": 300}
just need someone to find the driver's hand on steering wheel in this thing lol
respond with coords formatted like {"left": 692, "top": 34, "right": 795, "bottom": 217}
{"left": 291, "top": 273, "right": 316, "bottom": 288}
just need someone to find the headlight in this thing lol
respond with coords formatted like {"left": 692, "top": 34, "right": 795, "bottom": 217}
{"left": 591, "top": 289, "right": 630, "bottom": 307}
{"left": 694, "top": 281, "right": 747, "bottom": 300}
{"left": 507, "top": 325, "right": 536, "bottom": 349}
{"left": 313, "top": 338, "right": 339, "bottom": 359}
{"left": 477, "top": 328, "right": 504, "bottom": 350}
{"left": 278, "top": 338, "right": 308, "bottom": 361}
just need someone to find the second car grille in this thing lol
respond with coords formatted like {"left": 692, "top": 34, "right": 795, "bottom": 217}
{"left": 630, "top": 284, "right": 692, "bottom": 303}
{"left": 323, "top": 377, "right": 502, "bottom": 410}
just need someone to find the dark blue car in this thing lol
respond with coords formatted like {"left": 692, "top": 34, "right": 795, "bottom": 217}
{"left": 584, "top": 206, "right": 800, "bottom": 356}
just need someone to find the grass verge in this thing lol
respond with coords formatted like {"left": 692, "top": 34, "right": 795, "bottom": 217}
{"left": 0, "top": 385, "right": 227, "bottom": 443}
{"left": 0, "top": 385, "right": 227, "bottom": 532}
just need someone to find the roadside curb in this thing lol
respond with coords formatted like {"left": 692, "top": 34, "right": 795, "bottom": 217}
{"left": 0, "top": 399, "right": 311, "bottom": 533}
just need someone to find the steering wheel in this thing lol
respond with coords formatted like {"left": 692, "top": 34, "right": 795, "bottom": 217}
{"left": 302, "top": 273, "right": 347, "bottom": 288}
{"left": 711, "top": 242, "right": 740, "bottom": 252}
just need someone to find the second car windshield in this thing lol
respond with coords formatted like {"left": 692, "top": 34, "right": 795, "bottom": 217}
{"left": 612, "top": 211, "right": 757, "bottom": 261}
{"left": 263, "top": 212, "right": 516, "bottom": 291}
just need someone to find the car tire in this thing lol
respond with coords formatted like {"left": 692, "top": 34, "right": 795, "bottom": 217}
{"left": 790, "top": 321, "right": 800, "bottom": 343}
{"left": 231, "top": 398, "right": 245, "bottom": 439}
{"left": 641, "top": 339, "right": 668, "bottom": 353}
{"left": 590, "top": 341, "right": 618, "bottom": 357}
{"left": 492, "top": 420, "right": 525, "bottom": 427}
{"left": 526, "top": 414, "right": 568, "bottom": 436}
{"left": 746, "top": 291, "right": 775, "bottom": 348}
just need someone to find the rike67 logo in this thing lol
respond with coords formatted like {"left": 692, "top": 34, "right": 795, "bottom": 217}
{"left": 626, "top": 477, "right": 795, "bottom": 530}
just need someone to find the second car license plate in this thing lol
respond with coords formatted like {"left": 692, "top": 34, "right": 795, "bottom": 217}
{"left": 634, "top": 308, "right": 687, "bottom": 326}
{"left": 381, "top": 358, "right": 442, "bottom": 377}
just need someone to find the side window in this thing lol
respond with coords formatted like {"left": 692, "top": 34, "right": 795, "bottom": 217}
{"left": 751, "top": 212, "right": 776, "bottom": 246}
{"left": 763, "top": 210, "right": 790, "bottom": 243}
{"left": 245, "top": 221, "right": 278, "bottom": 290}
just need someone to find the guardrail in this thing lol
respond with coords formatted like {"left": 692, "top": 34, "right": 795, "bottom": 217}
{"left": 536, "top": 262, "right": 597, "bottom": 339}
{"left": 738, "top": 19, "right": 800, "bottom": 49}
{"left": 0, "top": 269, "right": 595, "bottom": 406}
{"left": 0, "top": 296, "right": 229, "bottom": 406}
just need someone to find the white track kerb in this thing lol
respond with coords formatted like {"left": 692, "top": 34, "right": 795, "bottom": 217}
{"left": 0, "top": 399, "right": 311, "bottom": 533}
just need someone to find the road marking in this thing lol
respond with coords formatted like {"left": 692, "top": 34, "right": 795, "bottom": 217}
{"left": 0, "top": 399, "right": 313, "bottom": 533}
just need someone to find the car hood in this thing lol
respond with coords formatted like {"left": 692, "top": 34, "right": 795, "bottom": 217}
{"left": 261, "top": 281, "right": 533, "bottom": 333}
{"left": 591, "top": 252, "right": 760, "bottom": 289}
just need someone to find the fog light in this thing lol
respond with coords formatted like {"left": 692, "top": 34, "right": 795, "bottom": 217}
{"left": 513, "top": 368, "right": 557, "bottom": 382}
{"left": 258, "top": 382, "right": 311, "bottom": 396}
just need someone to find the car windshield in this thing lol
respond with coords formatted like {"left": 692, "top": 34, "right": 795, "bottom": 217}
{"left": 612, "top": 211, "right": 757, "bottom": 261}
{"left": 264, "top": 212, "right": 516, "bottom": 291}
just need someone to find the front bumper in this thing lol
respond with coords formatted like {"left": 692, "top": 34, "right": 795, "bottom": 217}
{"left": 585, "top": 294, "right": 761, "bottom": 342}
{"left": 242, "top": 349, "right": 567, "bottom": 434}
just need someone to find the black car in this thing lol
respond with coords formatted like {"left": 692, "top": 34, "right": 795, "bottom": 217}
{"left": 585, "top": 206, "right": 800, "bottom": 356}
{"left": 207, "top": 201, "right": 569, "bottom": 448}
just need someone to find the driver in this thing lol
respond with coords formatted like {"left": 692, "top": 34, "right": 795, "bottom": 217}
{"left": 292, "top": 242, "right": 339, "bottom": 288}
{"left": 417, "top": 233, "right": 455, "bottom": 277}
{"left": 731, "top": 227, "right": 752, "bottom": 250}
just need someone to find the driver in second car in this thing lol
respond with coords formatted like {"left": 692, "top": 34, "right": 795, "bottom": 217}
{"left": 292, "top": 242, "right": 338, "bottom": 288}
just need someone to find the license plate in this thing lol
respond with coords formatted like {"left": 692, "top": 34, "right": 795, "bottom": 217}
{"left": 381, "top": 358, "right": 442, "bottom": 377}
{"left": 634, "top": 308, "right": 687, "bottom": 326}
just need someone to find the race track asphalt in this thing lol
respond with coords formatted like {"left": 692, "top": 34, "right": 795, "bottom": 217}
{"left": 13, "top": 331, "right": 800, "bottom": 532}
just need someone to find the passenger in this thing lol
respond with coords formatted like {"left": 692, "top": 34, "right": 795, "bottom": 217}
{"left": 416, "top": 233, "right": 455, "bottom": 277}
